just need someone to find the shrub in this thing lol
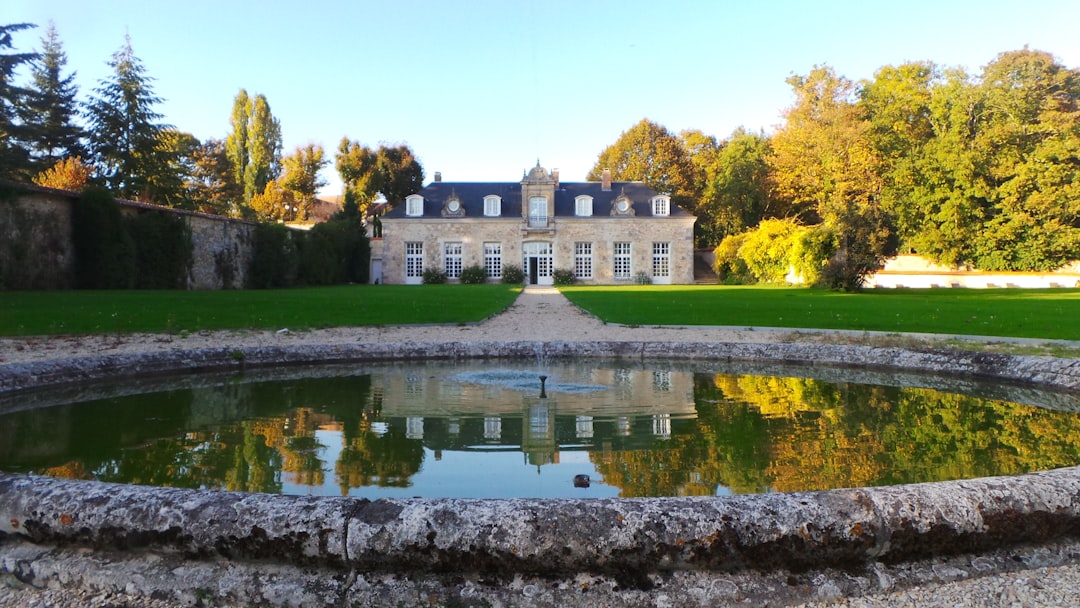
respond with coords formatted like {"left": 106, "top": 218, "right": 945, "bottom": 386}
{"left": 634, "top": 271, "right": 651, "bottom": 285}
{"left": 713, "top": 232, "right": 753, "bottom": 284}
{"left": 125, "top": 210, "right": 192, "bottom": 289}
{"left": 738, "top": 218, "right": 801, "bottom": 284}
{"left": 248, "top": 223, "right": 298, "bottom": 288}
{"left": 790, "top": 224, "right": 836, "bottom": 287}
{"left": 501, "top": 263, "right": 524, "bottom": 284}
{"left": 460, "top": 264, "right": 487, "bottom": 284}
{"left": 552, "top": 268, "right": 576, "bottom": 285}
{"left": 298, "top": 219, "right": 370, "bottom": 286}
{"left": 422, "top": 267, "right": 447, "bottom": 284}
{"left": 71, "top": 186, "right": 135, "bottom": 289}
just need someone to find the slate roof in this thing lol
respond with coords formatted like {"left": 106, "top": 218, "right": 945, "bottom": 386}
{"left": 381, "top": 181, "right": 694, "bottom": 219}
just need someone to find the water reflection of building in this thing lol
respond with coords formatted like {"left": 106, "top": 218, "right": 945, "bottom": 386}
{"left": 369, "top": 364, "right": 696, "bottom": 463}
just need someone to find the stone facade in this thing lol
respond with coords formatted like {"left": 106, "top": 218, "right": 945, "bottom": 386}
{"left": 378, "top": 164, "right": 697, "bottom": 285}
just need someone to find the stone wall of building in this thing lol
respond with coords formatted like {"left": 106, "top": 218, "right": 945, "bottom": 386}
{"left": 380, "top": 215, "right": 697, "bottom": 285}
{"left": 0, "top": 184, "right": 258, "bottom": 290}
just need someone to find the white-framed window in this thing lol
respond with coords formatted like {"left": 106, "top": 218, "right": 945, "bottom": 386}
{"left": 528, "top": 196, "right": 547, "bottom": 227}
{"left": 614, "top": 242, "right": 631, "bottom": 279}
{"left": 405, "top": 195, "right": 424, "bottom": 217}
{"left": 575, "top": 195, "right": 593, "bottom": 217}
{"left": 444, "top": 242, "right": 463, "bottom": 279}
{"left": 523, "top": 241, "right": 553, "bottom": 282}
{"left": 484, "top": 195, "right": 501, "bottom": 217}
{"left": 484, "top": 242, "right": 502, "bottom": 278}
{"left": 652, "top": 242, "right": 670, "bottom": 278}
{"left": 574, "top": 242, "right": 593, "bottom": 279}
{"left": 405, "top": 242, "right": 424, "bottom": 281}
{"left": 652, "top": 196, "right": 670, "bottom": 216}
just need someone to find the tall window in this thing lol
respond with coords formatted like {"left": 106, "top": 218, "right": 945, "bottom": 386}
{"left": 484, "top": 195, "right": 501, "bottom": 217}
{"left": 652, "top": 242, "right": 670, "bottom": 278}
{"left": 614, "top": 242, "right": 631, "bottom": 279}
{"left": 484, "top": 242, "right": 502, "bottom": 279}
{"left": 444, "top": 242, "right": 463, "bottom": 279}
{"left": 406, "top": 195, "right": 423, "bottom": 217}
{"left": 574, "top": 242, "right": 593, "bottom": 279}
{"left": 528, "top": 196, "right": 547, "bottom": 227}
{"left": 652, "top": 196, "right": 670, "bottom": 216}
{"left": 575, "top": 196, "right": 593, "bottom": 217}
{"left": 405, "top": 242, "right": 424, "bottom": 280}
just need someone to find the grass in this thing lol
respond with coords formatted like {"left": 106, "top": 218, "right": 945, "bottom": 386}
{"left": 1, "top": 284, "right": 1077, "bottom": 343}
{"left": 559, "top": 285, "right": 1080, "bottom": 341}
{"left": 0, "top": 284, "right": 521, "bottom": 336}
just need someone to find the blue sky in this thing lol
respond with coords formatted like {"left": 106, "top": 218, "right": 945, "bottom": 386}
{"left": 9, "top": 0, "right": 1080, "bottom": 195}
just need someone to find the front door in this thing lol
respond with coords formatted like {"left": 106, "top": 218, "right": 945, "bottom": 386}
{"left": 523, "top": 242, "right": 553, "bottom": 285}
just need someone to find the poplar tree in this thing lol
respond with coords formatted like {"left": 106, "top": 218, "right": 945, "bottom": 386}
{"left": 21, "top": 21, "right": 84, "bottom": 171}
{"left": 225, "top": 89, "right": 282, "bottom": 205}
{"left": 85, "top": 34, "right": 169, "bottom": 200}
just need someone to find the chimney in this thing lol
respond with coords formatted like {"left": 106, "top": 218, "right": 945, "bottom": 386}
{"left": 601, "top": 168, "right": 611, "bottom": 191}
{"left": 552, "top": 168, "right": 559, "bottom": 189}
{"left": 434, "top": 171, "right": 442, "bottom": 183}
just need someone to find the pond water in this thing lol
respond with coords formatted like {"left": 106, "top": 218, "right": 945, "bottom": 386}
{"left": 2, "top": 359, "right": 1079, "bottom": 499}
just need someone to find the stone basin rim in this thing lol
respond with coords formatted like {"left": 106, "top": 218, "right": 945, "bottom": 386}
{"left": 1, "top": 339, "right": 1079, "bottom": 579}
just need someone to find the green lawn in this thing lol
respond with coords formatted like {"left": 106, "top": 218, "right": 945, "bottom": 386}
{"left": 2, "top": 284, "right": 1077, "bottom": 341}
{"left": 0, "top": 284, "right": 521, "bottom": 336}
{"left": 559, "top": 285, "right": 1080, "bottom": 341}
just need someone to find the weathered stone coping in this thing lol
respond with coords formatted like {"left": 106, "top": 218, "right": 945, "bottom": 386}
{"left": 2, "top": 338, "right": 1080, "bottom": 603}
{"left": 2, "top": 340, "right": 1079, "bottom": 396}
{"left": 3, "top": 465, "right": 1080, "bottom": 578}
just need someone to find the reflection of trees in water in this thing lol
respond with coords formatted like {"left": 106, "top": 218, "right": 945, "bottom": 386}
{"left": 687, "top": 374, "right": 1080, "bottom": 495}
{"left": 335, "top": 428, "right": 424, "bottom": 494}
{"left": 17, "top": 369, "right": 1080, "bottom": 497}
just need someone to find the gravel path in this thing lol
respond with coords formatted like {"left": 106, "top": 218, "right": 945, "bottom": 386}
{"left": 2, "top": 286, "right": 1079, "bottom": 607}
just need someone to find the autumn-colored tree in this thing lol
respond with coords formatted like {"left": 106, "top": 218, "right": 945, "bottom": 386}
{"left": 335, "top": 139, "right": 424, "bottom": 216}
{"left": 769, "top": 66, "right": 897, "bottom": 289}
{"left": 249, "top": 178, "right": 295, "bottom": 222}
{"left": 280, "top": 143, "right": 328, "bottom": 220}
{"left": 32, "top": 155, "right": 90, "bottom": 190}
{"left": 187, "top": 138, "right": 241, "bottom": 216}
{"left": 588, "top": 118, "right": 698, "bottom": 214}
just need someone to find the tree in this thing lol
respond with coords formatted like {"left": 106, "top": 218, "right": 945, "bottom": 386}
{"left": 0, "top": 23, "right": 38, "bottom": 180}
{"left": 188, "top": 137, "right": 241, "bottom": 216}
{"left": 85, "top": 34, "right": 170, "bottom": 200}
{"left": 335, "top": 139, "right": 423, "bottom": 216}
{"left": 769, "top": 65, "right": 897, "bottom": 289}
{"left": 33, "top": 155, "right": 90, "bottom": 190}
{"left": 587, "top": 118, "right": 698, "bottom": 213}
{"left": 280, "top": 143, "right": 328, "bottom": 220}
{"left": 20, "top": 21, "right": 84, "bottom": 170}
{"left": 147, "top": 129, "right": 200, "bottom": 209}
{"left": 697, "top": 128, "right": 777, "bottom": 243}
{"left": 248, "top": 179, "right": 294, "bottom": 222}
{"left": 969, "top": 49, "right": 1080, "bottom": 270}
{"left": 225, "top": 89, "right": 282, "bottom": 205}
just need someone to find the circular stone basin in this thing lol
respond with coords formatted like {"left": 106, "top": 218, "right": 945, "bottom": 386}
{"left": 3, "top": 357, "right": 1078, "bottom": 499}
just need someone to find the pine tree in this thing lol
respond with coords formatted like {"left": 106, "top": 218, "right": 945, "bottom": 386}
{"left": 21, "top": 21, "right": 84, "bottom": 171}
{"left": 0, "top": 23, "right": 38, "bottom": 180}
{"left": 85, "top": 34, "right": 169, "bottom": 200}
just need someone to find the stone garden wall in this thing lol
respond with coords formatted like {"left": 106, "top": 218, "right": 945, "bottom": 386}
{"left": 0, "top": 184, "right": 257, "bottom": 290}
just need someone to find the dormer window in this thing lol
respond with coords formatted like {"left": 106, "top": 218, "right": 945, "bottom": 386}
{"left": 484, "top": 195, "right": 502, "bottom": 217}
{"left": 405, "top": 195, "right": 424, "bottom": 217}
{"left": 575, "top": 195, "right": 593, "bottom": 217}
{"left": 652, "top": 195, "right": 670, "bottom": 216}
